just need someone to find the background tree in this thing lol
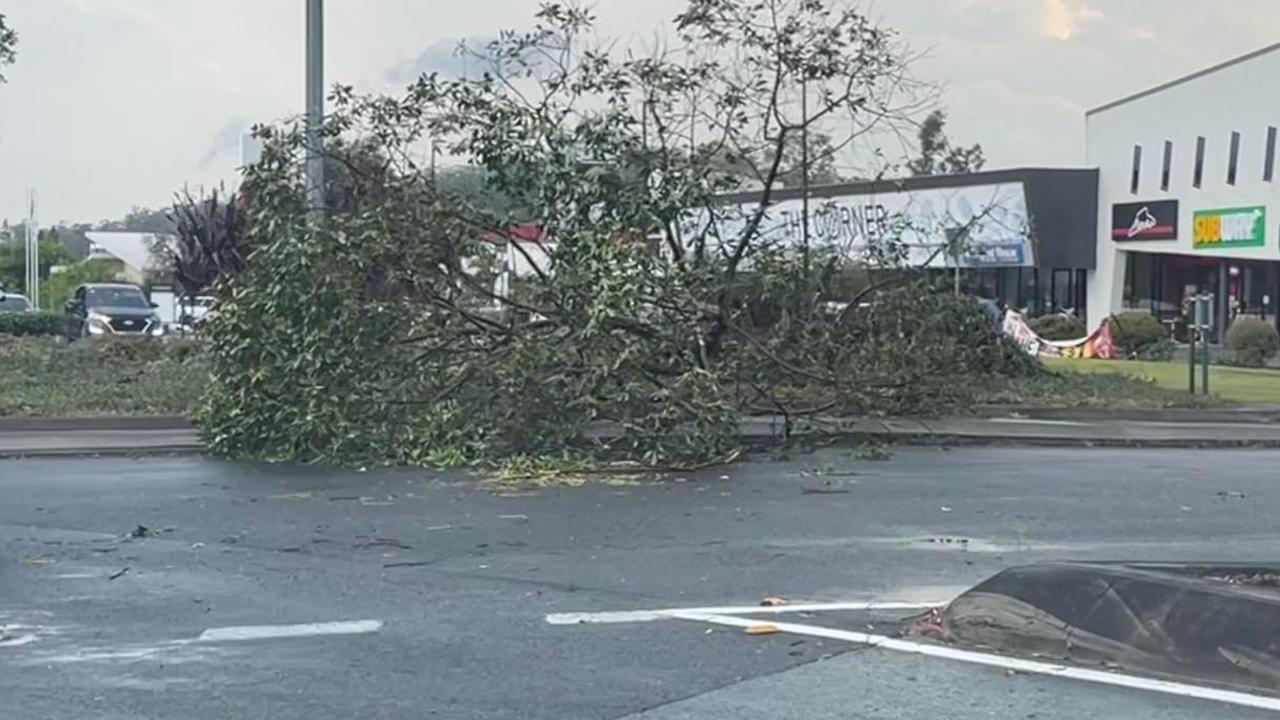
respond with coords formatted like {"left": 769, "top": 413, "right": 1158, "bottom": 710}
{"left": 907, "top": 109, "right": 985, "bottom": 176}
{"left": 42, "top": 261, "right": 121, "bottom": 311}
{"left": 715, "top": 130, "right": 847, "bottom": 189}
{"left": 0, "top": 13, "right": 16, "bottom": 83}
{"left": 0, "top": 232, "right": 72, "bottom": 294}
{"left": 97, "top": 206, "right": 176, "bottom": 235}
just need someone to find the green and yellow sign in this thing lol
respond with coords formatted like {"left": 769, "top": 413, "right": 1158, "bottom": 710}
{"left": 1192, "top": 206, "right": 1267, "bottom": 249}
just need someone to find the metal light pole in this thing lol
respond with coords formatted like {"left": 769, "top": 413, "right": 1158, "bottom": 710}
{"left": 25, "top": 188, "right": 38, "bottom": 309}
{"left": 306, "top": 0, "right": 325, "bottom": 220}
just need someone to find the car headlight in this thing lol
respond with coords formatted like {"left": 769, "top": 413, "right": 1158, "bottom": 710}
{"left": 87, "top": 312, "right": 112, "bottom": 334}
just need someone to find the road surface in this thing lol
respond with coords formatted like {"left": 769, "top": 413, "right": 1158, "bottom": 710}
{"left": 2, "top": 447, "right": 1278, "bottom": 719}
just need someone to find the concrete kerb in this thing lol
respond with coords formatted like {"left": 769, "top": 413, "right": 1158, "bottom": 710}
{"left": 943, "top": 561, "right": 1280, "bottom": 697}
{"left": 4, "top": 412, "right": 1280, "bottom": 460}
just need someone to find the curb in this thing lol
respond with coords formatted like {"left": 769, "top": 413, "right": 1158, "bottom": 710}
{"left": 743, "top": 431, "right": 1280, "bottom": 451}
{"left": 5, "top": 416, "right": 1280, "bottom": 459}
{"left": 944, "top": 562, "right": 1280, "bottom": 694}
{"left": 0, "top": 416, "right": 193, "bottom": 432}
{"left": 975, "top": 406, "right": 1280, "bottom": 425}
{"left": 0, "top": 438, "right": 203, "bottom": 458}
{"left": 0, "top": 444, "right": 205, "bottom": 460}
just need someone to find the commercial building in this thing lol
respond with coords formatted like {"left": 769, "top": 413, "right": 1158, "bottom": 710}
{"left": 1087, "top": 42, "right": 1280, "bottom": 339}
{"left": 703, "top": 168, "right": 1099, "bottom": 315}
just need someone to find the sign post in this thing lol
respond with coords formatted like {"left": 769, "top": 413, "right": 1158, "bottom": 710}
{"left": 1188, "top": 314, "right": 1197, "bottom": 394}
{"left": 1193, "top": 294, "right": 1213, "bottom": 396}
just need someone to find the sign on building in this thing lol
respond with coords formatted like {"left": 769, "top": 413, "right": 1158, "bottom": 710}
{"left": 683, "top": 182, "right": 1034, "bottom": 268}
{"left": 1192, "top": 206, "right": 1266, "bottom": 249}
{"left": 1111, "top": 200, "right": 1178, "bottom": 241}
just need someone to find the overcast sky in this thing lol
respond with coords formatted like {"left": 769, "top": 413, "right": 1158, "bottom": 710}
{"left": 1, "top": 0, "right": 1278, "bottom": 225}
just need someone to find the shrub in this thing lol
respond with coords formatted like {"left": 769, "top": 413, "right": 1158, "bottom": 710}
{"left": 0, "top": 311, "right": 65, "bottom": 337}
{"left": 1136, "top": 338, "right": 1176, "bottom": 362}
{"left": 1030, "top": 314, "right": 1086, "bottom": 341}
{"left": 1227, "top": 319, "right": 1280, "bottom": 367}
{"left": 1110, "top": 312, "right": 1167, "bottom": 357}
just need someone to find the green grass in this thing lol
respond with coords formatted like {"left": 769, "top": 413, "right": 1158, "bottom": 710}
{"left": 1043, "top": 357, "right": 1280, "bottom": 406}
{"left": 0, "top": 335, "right": 208, "bottom": 418}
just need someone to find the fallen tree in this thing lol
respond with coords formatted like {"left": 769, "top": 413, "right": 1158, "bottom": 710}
{"left": 199, "top": 0, "right": 1038, "bottom": 467}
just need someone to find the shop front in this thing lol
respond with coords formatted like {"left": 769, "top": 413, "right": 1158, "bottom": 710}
{"left": 1116, "top": 202, "right": 1280, "bottom": 340}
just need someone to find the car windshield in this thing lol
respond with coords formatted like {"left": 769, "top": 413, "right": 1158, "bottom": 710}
{"left": 86, "top": 287, "right": 149, "bottom": 309}
{"left": 0, "top": 295, "right": 31, "bottom": 312}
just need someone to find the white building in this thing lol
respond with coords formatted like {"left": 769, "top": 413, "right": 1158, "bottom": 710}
{"left": 1087, "top": 42, "right": 1280, "bottom": 339}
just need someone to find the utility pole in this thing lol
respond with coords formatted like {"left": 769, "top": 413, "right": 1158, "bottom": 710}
{"left": 800, "top": 77, "right": 810, "bottom": 276}
{"left": 25, "top": 188, "right": 38, "bottom": 309}
{"left": 306, "top": 0, "right": 325, "bottom": 220}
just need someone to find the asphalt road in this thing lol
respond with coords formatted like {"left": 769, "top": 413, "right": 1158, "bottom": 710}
{"left": 3, "top": 447, "right": 1280, "bottom": 719}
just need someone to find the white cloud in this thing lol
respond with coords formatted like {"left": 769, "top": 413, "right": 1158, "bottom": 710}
{"left": 2, "top": 0, "right": 1280, "bottom": 225}
{"left": 1041, "top": 0, "right": 1103, "bottom": 41}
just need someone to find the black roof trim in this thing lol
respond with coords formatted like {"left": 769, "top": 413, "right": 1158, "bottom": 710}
{"left": 713, "top": 167, "right": 1097, "bottom": 206}
{"left": 1088, "top": 40, "right": 1280, "bottom": 117}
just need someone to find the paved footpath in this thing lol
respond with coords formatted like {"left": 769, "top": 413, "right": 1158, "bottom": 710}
{"left": 4, "top": 409, "right": 1280, "bottom": 457}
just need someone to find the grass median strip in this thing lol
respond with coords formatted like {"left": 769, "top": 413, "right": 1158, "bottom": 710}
{"left": 0, "top": 336, "right": 206, "bottom": 418}
{"left": 1044, "top": 357, "right": 1280, "bottom": 406}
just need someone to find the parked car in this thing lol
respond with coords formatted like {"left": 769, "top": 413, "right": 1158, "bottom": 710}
{"left": 175, "top": 295, "right": 216, "bottom": 335}
{"left": 0, "top": 292, "right": 34, "bottom": 313}
{"left": 64, "top": 283, "right": 164, "bottom": 339}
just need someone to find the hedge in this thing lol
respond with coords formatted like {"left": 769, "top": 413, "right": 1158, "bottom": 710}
{"left": 0, "top": 311, "right": 65, "bottom": 337}
{"left": 1110, "top": 313, "right": 1167, "bottom": 357}
{"left": 1030, "top": 314, "right": 1086, "bottom": 341}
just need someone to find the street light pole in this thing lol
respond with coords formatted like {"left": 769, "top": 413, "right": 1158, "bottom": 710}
{"left": 306, "top": 0, "right": 325, "bottom": 221}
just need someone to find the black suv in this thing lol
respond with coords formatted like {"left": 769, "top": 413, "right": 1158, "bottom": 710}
{"left": 65, "top": 283, "right": 164, "bottom": 338}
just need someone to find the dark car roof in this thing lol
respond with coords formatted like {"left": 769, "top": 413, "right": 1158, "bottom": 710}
{"left": 83, "top": 283, "right": 144, "bottom": 289}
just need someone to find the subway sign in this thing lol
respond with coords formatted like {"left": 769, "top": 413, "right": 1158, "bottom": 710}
{"left": 1192, "top": 206, "right": 1266, "bottom": 249}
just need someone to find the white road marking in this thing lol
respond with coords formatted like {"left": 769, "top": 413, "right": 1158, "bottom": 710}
{"left": 545, "top": 601, "right": 942, "bottom": 626}
{"left": 986, "top": 418, "right": 1087, "bottom": 426}
{"left": 197, "top": 620, "right": 382, "bottom": 642}
{"left": 0, "top": 633, "right": 39, "bottom": 648}
{"left": 670, "top": 613, "right": 1280, "bottom": 714}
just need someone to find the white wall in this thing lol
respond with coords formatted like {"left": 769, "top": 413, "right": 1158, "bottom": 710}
{"left": 1086, "top": 47, "right": 1280, "bottom": 331}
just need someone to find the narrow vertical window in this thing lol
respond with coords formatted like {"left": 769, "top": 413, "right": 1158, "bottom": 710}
{"left": 1194, "top": 136, "right": 1206, "bottom": 188}
{"left": 1130, "top": 144, "right": 1142, "bottom": 194}
{"left": 1265, "top": 126, "right": 1276, "bottom": 182}
{"left": 1227, "top": 131, "right": 1241, "bottom": 185}
{"left": 1161, "top": 140, "right": 1172, "bottom": 191}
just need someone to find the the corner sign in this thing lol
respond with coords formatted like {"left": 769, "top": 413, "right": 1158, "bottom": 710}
{"left": 1112, "top": 200, "right": 1178, "bottom": 241}
{"left": 1193, "top": 206, "right": 1266, "bottom": 249}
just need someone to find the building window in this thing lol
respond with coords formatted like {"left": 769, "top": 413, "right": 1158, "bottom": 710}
{"left": 1161, "top": 140, "right": 1172, "bottom": 191}
{"left": 1228, "top": 131, "right": 1241, "bottom": 185}
{"left": 1194, "top": 136, "right": 1206, "bottom": 188}
{"left": 1130, "top": 144, "right": 1142, "bottom": 194}
{"left": 1265, "top": 126, "right": 1277, "bottom": 182}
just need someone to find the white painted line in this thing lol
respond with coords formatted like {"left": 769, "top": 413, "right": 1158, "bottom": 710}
{"left": 987, "top": 418, "right": 1087, "bottom": 427}
{"left": 545, "top": 601, "right": 942, "bottom": 626}
{"left": 197, "top": 620, "right": 382, "bottom": 642}
{"left": 671, "top": 613, "right": 1280, "bottom": 714}
{"left": 0, "top": 633, "right": 39, "bottom": 648}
